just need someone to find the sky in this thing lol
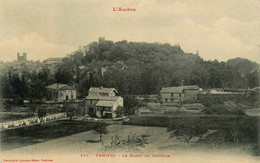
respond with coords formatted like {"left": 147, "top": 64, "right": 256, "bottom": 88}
{"left": 0, "top": 0, "right": 259, "bottom": 62}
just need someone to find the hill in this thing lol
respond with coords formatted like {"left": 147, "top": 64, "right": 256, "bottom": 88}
{"left": 1, "top": 39, "right": 259, "bottom": 100}
{"left": 56, "top": 40, "right": 259, "bottom": 97}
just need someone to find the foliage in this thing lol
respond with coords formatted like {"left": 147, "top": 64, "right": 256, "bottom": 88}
{"left": 1, "top": 40, "right": 259, "bottom": 101}
{"left": 93, "top": 124, "right": 109, "bottom": 142}
{"left": 29, "top": 104, "right": 38, "bottom": 113}
{"left": 202, "top": 105, "right": 246, "bottom": 116}
{"left": 105, "top": 132, "right": 150, "bottom": 151}
{"left": 167, "top": 118, "right": 208, "bottom": 144}
{"left": 114, "top": 107, "right": 124, "bottom": 118}
{"left": 224, "top": 118, "right": 258, "bottom": 147}
{"left": 63, "top": 103, "right": 81, "bottom": 122}
{"left": 123, "top": 96, "right": 141, "bottom": 115}
{"left": 37, "top": 108, "right": 47, "bottom": 121}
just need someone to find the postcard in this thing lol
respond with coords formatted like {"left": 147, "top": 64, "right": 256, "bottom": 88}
{"left": 0, "top": 0, "right": 259, "bottom": 163}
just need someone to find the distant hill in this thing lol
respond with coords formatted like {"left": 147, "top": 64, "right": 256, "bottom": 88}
{"left": 226, "top": 58, "right": 259, "bottom": 74}
{"left": 1, "top": 39, "right": 259, "bottom": 99}
{"left": 57, "top": 40, "right": 259, "bottom": 96}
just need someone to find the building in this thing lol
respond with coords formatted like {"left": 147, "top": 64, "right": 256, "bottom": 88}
{"left": 43, "top": 57, "right": 63, "bottom": 64}
{"left": 160, "top": 85, "right": 200, "bottom": 104}
{"left": 46, "top": 83, "right": 77, "bottom": 102}
{"left": 17, "top": 53, "right": 27, "bottom": 62}
{"left": 85, "top": 87, "right": 123, "bottom": 118}
{"left": 88, "top": 86, "right": 118, "bottom": 97}
{"left": 98, "top": 37, "right": 105, "bottom": 43}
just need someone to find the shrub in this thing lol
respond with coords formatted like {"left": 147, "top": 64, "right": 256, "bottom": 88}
{"left": 123, "top": 96, "right": 141, "bottom": 115}
{"left": 105, "top": 132, "right": 150, "bottom": 151}
{"left": 93, "top": 124, "right": 109, "bottom": 142}
{"left": 167, "top": 118, "right": 208, "bottom": 144}
{"left": 224, "top": 118, "right": 258, "bottom": 146}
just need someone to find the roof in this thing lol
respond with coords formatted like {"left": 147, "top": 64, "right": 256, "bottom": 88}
{"left": 46, "top": 83, "right": 75, "bottom": 90}
{"left": 86, "top": 94, "right": 101, "bottom": 100}
{"left": 89, "top": 87, "right": 118, "bottom": 94}
{"left": 86, "top": 95, "right": 122, "bottom": 101}
{"left": 96, "top": 100, "right": 116, "bottom": 107}
{"left": 160, "top": 86, "right": 184, "bottom": 93}
{"left": 100, "top": 96, "right": 122, "bottom": 101}
{"left": 160, "top": 85, "right": 199, "bottom": 93}
{"left": 183, "top": 85, "right": 199, "bottom": 90}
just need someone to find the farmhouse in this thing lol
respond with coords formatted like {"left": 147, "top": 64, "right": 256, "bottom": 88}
{"left": 88, "top": 86, "right": 118, "bottom": 97}
{"left": 46, "top": 83, "right": 77, "bottom": 102}
{"left": 85, "top": 87, "right": 123, "bottom": 118}
{"left": 160, "top": 85, "right": 200, "bottom": 104}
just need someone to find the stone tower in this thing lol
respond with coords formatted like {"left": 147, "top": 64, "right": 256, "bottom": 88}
{"left": 17, "top": 52, "right": 27, "bottom": 62}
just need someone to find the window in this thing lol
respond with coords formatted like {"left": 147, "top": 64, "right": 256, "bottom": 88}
{"left": 90, "top": 100, "right": 92, "bottom": 104}
{"left": 165, "top": 99, "right": 168, "bottom": 102}
{"left": 104, "top": 107, "right": 112, "bottom": 111}
{"left": 171, "top": 93, "right": 173, "bottom": 97}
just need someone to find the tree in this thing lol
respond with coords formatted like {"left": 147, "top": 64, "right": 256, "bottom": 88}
{"left": 93, "top": 124, "right": 109, "bottom": 142}
{"left": 55, "top": 67, "right": 74, "bottom": 84}
{"left": 38, "top": 108, "right": 47, "bottom": 123}
{"left": 224, "top": 118, "right": 258, "bottom": 147}
{"left": 167, "top": 118, "right": 208, "bottom": 144}
{"left": 105, "top": 132, "right": 150, "bottom": 151}
{"left": 64, "top": 104, "right": 81, "bottom": 123}
{"left": 247, "top": 70, "right": 260, "bottom": 88}
{"left": 123, "top": 96, "right": 141, "bottom": 115}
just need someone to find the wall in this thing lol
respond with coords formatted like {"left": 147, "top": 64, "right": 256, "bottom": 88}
{"left": 160, "top": 93, "right": 184, "bottom": 103}
{"left": 112, "top": 98, "right": 123, "bottom": 111}
{"left": 184, "top": 89, "right": 199, "bottom": 103}
{"left": 0, "top": 113, "right": 67, "bottom": 129}
{"left": 109, "top": 91, "right": 116, "bottom": 96}
{"left": 85, "top": 99, "right": 99, "bottom": 115}
{"left": 57, "top": 89, "right": 77, "bottom": 102}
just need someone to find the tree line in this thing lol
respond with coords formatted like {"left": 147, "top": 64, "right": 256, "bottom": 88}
{"left": 1, "top": 40, "right": 259, "bottom": 102}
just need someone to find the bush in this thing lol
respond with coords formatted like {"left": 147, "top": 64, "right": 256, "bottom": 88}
{"left": 224, "top": 118, "right": 258, "bottom": 146}
{"left": 123, "top": 96, "right": 141, "bottom": 115}
{"left": 202, "top": 105, "right": 246, "bottom": 116}
{"left": 63, "top": 103, "right": 82, "bottom": 122}
{"left": 114, "top": 107, "right": 124, "bottom": 117}
{"left": 105, "top": 132, "right": 150, "bottom": 151}
{"left": 167, "top": 118, "right": 208, "bottom": 144}
{"left": 93, "top": 124, "right": 109, "bottom": 142}
{"left": 29, "top": 104, "right": 37, "bottom": 113}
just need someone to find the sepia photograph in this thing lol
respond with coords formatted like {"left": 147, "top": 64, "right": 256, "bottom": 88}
{"left": 0, "top": 0, "right": 259, "bottom": 162}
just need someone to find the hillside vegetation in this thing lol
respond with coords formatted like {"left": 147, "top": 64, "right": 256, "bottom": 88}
{"left": 1, "top": 40, "right": 259, "bottom": 100}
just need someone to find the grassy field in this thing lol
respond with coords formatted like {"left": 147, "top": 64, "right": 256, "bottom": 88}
{"left": 1, "top": 120, "right": 106, "bottom": 151}
{"left": 1, "top": 114, "right": 259, "bottom": 162}
{"left": 1, "top": 124, "right": 258, "bottom": 163}
{"left": 124, "top": 114, "right": 258, "bottom": 129}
